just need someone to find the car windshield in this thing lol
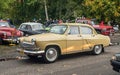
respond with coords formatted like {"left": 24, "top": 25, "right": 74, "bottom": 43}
{"left": 50, "top": 25, "right": 67, "bottom": 34}
{"left": 32, "top": 24, "right": 44, "bottom": 31}
{"left": 0, "top": 22, "right": 10, "bottom": 27}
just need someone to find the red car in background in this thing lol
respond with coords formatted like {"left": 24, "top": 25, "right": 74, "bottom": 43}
{"left": 0, "top": 20, "right": 23, "bottom": 44}
{"left": 76, "top": 18, "right": 114, "bottom": 36}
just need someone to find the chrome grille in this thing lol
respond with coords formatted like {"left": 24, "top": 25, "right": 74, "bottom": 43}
{"left": 20, "top": 42, "right": 36, "bottom": 49}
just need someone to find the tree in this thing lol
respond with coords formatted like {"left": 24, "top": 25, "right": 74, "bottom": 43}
{"left": 0, "top": 0, "right": 15, "bottom": 19}
{"left": 82, "top": 0, "right": 120, "bottom": 22}
{"left": 0, "top": 0, "right": 120, "bottom": 25}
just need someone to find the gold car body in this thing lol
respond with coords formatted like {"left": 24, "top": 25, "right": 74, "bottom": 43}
{"left": 17, "top": 23, "right": 110, "bottom": 55}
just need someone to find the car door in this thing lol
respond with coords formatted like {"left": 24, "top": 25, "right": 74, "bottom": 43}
{"left": 80, "top": 26, "right": 95, "bottom": 51}
{"left": 66, "top": 25, "right": 83, "bottom": 54}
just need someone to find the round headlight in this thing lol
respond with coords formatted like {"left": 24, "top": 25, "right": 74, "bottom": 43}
{"left": 3, "top": 32, "right": 7, "bottom": 36}
{"left": 16, "top": 38, "right": 20, "bottom": 44}
{"left": 31, "top": 38, "right": 36, "bottom": 44}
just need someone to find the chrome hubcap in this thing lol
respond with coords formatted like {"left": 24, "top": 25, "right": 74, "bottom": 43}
{"left": 46, "top": 48, "right": 57, "bottom": 62}
{"left": 95, "top": 45, "right": 102, "bottom": 54}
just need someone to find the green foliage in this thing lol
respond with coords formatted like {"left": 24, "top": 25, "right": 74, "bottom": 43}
{"left": 11, "top": 0, "right": 44, "bottom": 22}
{"left": 0, "top": 0, "right": 120, "bottom": 24}
{"left": 82, "top": 0, "right": 120, "bottom": 22}
{"left": 0, "top": 0, "right": 15, "bottom": 19}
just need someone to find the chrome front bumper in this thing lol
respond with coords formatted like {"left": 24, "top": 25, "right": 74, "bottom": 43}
{"left": 3, "top": 38, "right": 18, "bottom": 43}
{"left": 17, "top": 41, "right": 45, "bottom": 55}
{"left": 17, "top": 48, "right": 45, "bottom": 55}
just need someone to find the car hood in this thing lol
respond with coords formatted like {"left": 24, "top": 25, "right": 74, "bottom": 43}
{"left": 0, "top": 26, "right": 16, "bottom": 32}
{"left": 20, "top": 33, "right": 66, "bottom": 42}
{"left": 0, "top": 27, "right": 23, "bottom": 36}
{"left": 34, "top": 30, "right": 48, "bottom": 33}
{"left": 0, "top": 29, "right": 12, "bottom": 36}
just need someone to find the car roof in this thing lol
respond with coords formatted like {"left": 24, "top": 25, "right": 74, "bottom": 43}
{"left": 58, "top": 23, "right": 92, "bottom": 27}
{"left": 21, "top": 22, "right": 43, "bottom": 26}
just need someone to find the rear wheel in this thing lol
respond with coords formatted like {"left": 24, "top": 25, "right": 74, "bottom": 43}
{"left": 43, "top": 47, "right": 59, "bottom": 63}
{"left": 92, "top": 45, "right": 103, "bottom": 55}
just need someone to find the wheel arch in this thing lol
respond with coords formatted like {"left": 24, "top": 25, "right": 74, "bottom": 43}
{"left": 45, "top": 45, "right": 61, "bottom": 55}
{"left": 92, "top": 44, "right": 104, "bottom": 54}
{"left": 94, "top": 44, "right": 104, "bottom": 50}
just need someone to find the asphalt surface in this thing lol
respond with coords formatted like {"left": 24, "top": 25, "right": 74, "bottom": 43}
{"left": 0, "top": 45, "right": 120, "bottom": 75}
{"left": 0, "top": 33, "right": 120, "bottom": 75}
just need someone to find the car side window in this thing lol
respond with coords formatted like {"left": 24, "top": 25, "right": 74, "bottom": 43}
{"left": 26, "top": 25, "right": 32, "bottom": 31}
{"left": 68, "top": 26, "right": 79, "bottom": 35}
{"left": 80, "top": 26, "right": 93, "bottom": 34}
{"left": 20, "top": 25, "right": 26, "bottom": 30}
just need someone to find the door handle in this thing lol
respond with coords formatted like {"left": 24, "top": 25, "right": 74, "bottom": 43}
{"left": 78, "top": 35, "right": 82, "bottom": 37}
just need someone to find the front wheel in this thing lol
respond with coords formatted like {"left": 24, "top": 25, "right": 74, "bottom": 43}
{"left": 43, "top": 47, "right": 59, "bottom": 63}
{"left": 92, "top": 45, "right": 103, "bottom": 55}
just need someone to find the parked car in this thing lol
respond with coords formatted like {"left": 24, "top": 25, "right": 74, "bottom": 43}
{"left": 76, "top": 18, "right": 114, "bottom": 36}
{"left": 18, "top": 22, "right": 47, "bottom": 36}
{"left": 110, "top": 53, "right": 120, "bottom": 72}
{"left": 17, "top": 23, "right": 110, "bottom": 63}
{"left": 0, "top": 20, "right": 23, "bottom": 44}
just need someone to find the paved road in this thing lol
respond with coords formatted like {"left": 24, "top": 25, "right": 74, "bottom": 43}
{"left": 0, "top": 45, "right": 120, "bottom": 75}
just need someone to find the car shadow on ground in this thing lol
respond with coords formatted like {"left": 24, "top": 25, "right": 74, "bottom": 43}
{"left": 17, "top": 51, "right": 106, "bottom": 64}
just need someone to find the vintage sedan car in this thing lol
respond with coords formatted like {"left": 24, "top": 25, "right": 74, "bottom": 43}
{"left": 17, "top": 23, "right": 110, "bottom": 63}
{"left": 18, "top": 22, "right": 47, "bottom": 36}
{"left": 111, "top": 53, "right": 120, "bottom": 72}
{"left": 0, "top": 20, "right": 23, "bottom": 44}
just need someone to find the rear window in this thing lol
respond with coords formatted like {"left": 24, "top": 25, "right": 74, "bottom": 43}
{"left": 80, "top": 26, "right": 93, "bottom": 34}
